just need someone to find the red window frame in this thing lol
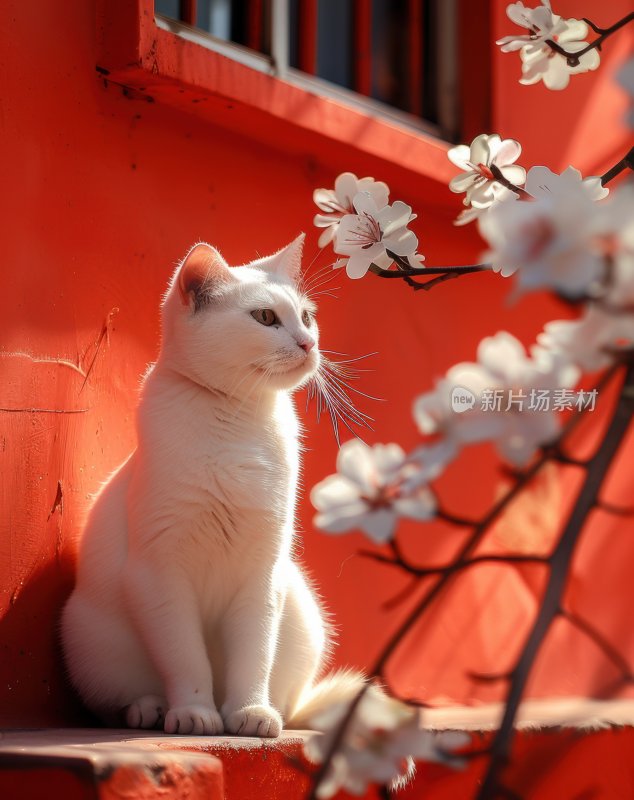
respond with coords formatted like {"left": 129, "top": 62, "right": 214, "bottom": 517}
{"left": 96, "top": 0, "right": 491, "bottom": 185}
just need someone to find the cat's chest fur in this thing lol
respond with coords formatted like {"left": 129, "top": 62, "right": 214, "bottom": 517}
{"left": 134, "top": 371, "right": 299, "bottom": 556}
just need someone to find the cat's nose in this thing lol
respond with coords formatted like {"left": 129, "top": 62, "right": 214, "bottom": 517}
{"left": 299, "top": 339, "right": 315, "bottom": 353}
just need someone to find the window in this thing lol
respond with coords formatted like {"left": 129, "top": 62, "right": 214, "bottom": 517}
{"left": 154, "top": 0, "right": 463, "bottom": 140}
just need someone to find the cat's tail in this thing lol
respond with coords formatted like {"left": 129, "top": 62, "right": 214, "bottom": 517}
{"left": 286, "top": 670, "right": 418, "bottom": 791}
{"left": 285, "top": 668, "right": 372, "bottom": 730}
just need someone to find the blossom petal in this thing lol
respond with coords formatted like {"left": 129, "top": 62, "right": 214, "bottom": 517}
{"left": 447, "top": 144, "right": 471, "bottom": 170}
{"left": 499, "top": 164, "right": 526, "bottom": 186}
{"left": 449, "top": 172, "right": 479, "bottom": 194}
{"left": 346, "top": 252, "right": 376, "bottom": 279}
{"left": 334, "top": 172, "right": 360, "bottom": 211}
{"left": 371, "top": 443, "right": 406, "bottom": 476}
{"left": 378, "top": 201, "right": 414, "bottom": 237}
{"left": 470, "top": 133, "right": 494, "bottom": 165}
{"left": 313, "top": 188, "right": 340, "bottom": 213}
{"left": 358, "top": 509, "right": 398, "bottom": 543}
{"left": 384, "top": 228, "right": 418, "bottom": 257}
{"left": 394, "top": 490, "right": 437, "bottom": 521}
{"left": 496, "top": 34, "right": 533, "bottom": 52}
{"left": 336, "top": 440, "right": 375, "bottom": 489}
{"left": 311, "top": 474, "right": 360, "bottom": 512}
{"left": 493, "top": 138, "right": 522, "bottom": 167}
{"left": 557, "top": 17, "right": 589, "bottom": 42}
{"left": 352, "top": 190, "right": 379, "bottom": 216}
{"left": 357, "top": 177, "right": 390, "bottom": 209}
{"left": 314, "top": 213, "right": 334, "bottom": 228}
{"left": 318, "top": 225, "right": 336, "bottom": 248}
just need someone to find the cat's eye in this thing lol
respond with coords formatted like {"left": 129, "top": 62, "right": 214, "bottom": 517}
{"left": 301, "top": 310, "right": 312, "bottom": 326}
{"left": 251, "top": 308, "right": 279, "bottom": 326}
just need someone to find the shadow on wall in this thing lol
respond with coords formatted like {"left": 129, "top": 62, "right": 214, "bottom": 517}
{"left": 0, "top": 559, "right": 97, "bottom": 727}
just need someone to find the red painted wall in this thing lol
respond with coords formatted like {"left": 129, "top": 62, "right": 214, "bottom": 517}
{"left": 0, "top": 0, "right": 632, "bottom": 730}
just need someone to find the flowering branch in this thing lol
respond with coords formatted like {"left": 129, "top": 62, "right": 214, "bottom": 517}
{"left": 367, "top": 260, "right": 493, "bottom": 292}
{"left": 545, "top": 12, "right": 634, "bottom": 67}
{"left": 476, "top": 362, "right": 634, "bottom": 799}
{"left": 306, "top": 358, "right": 624, "bottom": 797}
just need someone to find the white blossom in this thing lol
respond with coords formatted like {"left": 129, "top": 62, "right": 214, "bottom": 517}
{"left": 453, "top": 185, "right": 516, "bottom": 226}
{"left": 334, "top": 192, "right": 418, "bottom": 280}
{"left": 310, "top": 440, "right": 440, "bottom": 544}
{"left": 478, "top": 176, "right": 608, "bottom": 296}
{"left": 497, "top": 1, "right": 561, "bottom": 52}
{"left": 313, "top": 173, "right": 390, "bottom": 248}
{"left": 413, "top": 332, "right": 579, "bottom": 466}
{"left": 497, "top": 2, "right": 600, "bottom": 90}
{"left": 539, "top": 305, "right": 634, "bottom": 373}
{"left": 525, "top": 165, "right": 609, "bottom": 202}
{"left": 304, "top": 687, "right": 469, "bottom": 799}
{"left": 448, "top": 133, "right": 526, "bottom": 211}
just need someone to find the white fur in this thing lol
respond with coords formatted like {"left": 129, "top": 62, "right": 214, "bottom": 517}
{"left": 61, "top": 237, "right": 365, "bottom": 737}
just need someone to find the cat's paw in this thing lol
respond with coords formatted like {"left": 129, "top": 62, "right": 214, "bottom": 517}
{"left": 164, "top": 704, "right": 224, "bottom": 735}
{"left": 223, "top": 704, "right": 283, "bottom": 737}
{"left": 125, "top": 695, "right": 167, "bottom": 730}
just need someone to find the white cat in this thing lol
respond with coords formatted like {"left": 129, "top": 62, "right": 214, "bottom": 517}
{"left": 61, "top": 236, "right": 364, "bottom": 737}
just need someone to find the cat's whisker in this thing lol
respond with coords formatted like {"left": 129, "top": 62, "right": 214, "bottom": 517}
{"left": 309, "top": 287, "right": 341, "bottom": 301}
{"left": 313, "top": 373, "right": 369, "bottom": 444}
{"left": 319, "top": 376, "right": 374, "bottom": 428}
{"left": 321, "top": 365, "right": 383, "bottom": 404}
{"left": 300, "top": 263, "right": 340, "bottom": 295}
{"left": 320, "top": 356, "right": 383, "bottom": 404}
{"left": 320, "top": 350, "right": 378, "bottom": 364}
{"left": 307, "top": 358, "right": 375, "bottom": 443}
{"left": 302, "top": 268, "right": 340, "bottom": 295}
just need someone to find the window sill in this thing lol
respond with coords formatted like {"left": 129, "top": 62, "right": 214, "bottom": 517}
{"left": 96, "top": 0, "right": 455, "bottom": 187}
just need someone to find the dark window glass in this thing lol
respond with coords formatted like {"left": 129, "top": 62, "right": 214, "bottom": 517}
{"left": 315, "top": 0, "right": 353, "bottom": 90}
{"left": 155, "top": 0, "right": 180, "bottom": 19}
{"left": 154, "top": 0, "right": 459, "bottom": 133}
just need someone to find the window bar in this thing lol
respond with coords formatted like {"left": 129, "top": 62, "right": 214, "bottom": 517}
{"left": 271, "top": 0, "right": 290, "bottom": 75}
{"left": 248, "top": 0, "right": 264, "bottom": 51}
{"left": 179, "top": 0, "right": 197, "bottom": 26}
{"left": 353, "top": 0, "right": 372, "bottom": 97}
{"left": 408, "top": 0, "right": 424, "bottom": 117}
{"left": 436, "top": 0, "right": 459, "bottom": 140}
{"left": 297, "top": 0, "right": 318, "bottom": 75}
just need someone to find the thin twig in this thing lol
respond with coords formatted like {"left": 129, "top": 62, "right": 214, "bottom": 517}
{"left": 595, "top": 500, "right": 634, "bottom": 517}
{"left": 358, "top": 550, "right": 549, "bottom": 577}
{"left": 545, "top": 12, "right": 634, "bottom": 67}
{"left": 600, "top": 146, "right": 634, "bottom": 186}
{"left": 489, "top": 164, "right": 532, "bottom": 200}
{"left": 560, "top": 608, "right": 633, "bottom": 684}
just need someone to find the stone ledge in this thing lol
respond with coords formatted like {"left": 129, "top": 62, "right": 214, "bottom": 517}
{"left": 0, "top": 728, "right": 310, "bottom": 800}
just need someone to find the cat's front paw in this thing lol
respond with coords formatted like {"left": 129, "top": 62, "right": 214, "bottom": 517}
{"left": 223, "top": 704, "right": 283, "bottom": 737}
{"left": 164, "top": 704, "right": 224, "bottom": 735}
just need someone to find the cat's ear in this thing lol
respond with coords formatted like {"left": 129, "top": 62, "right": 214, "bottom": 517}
{"left": 178, "top": 243, "right": 233, "bottom": 307}
{"left": 256, "top": 233, "right": 305, "bottom": 284}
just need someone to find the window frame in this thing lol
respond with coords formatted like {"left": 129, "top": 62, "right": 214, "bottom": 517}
{"left": 96, "top": 0, "right": 491, "bottom": 185}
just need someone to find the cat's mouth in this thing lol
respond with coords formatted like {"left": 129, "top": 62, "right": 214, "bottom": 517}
{"left": 257, "top": 352, "right": 319, "bottom": 377}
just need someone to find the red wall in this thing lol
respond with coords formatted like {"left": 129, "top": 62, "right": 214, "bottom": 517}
{"left": 0, "top": 0, "right": 632, "bottom": 727}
